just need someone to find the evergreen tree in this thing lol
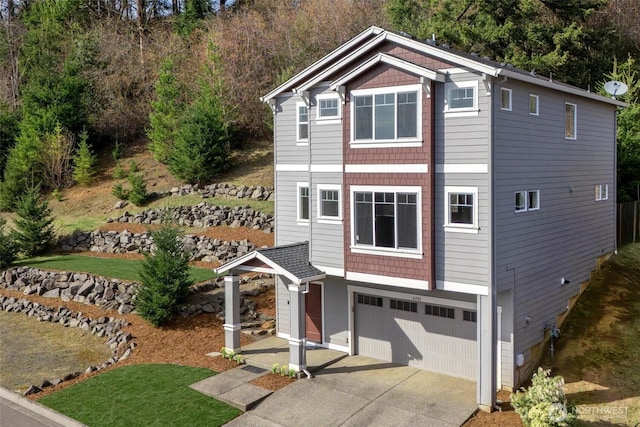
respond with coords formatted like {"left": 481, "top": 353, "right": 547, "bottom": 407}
{"left": 72, "top": 130, "right": 97, "bottom": 186}
{"left": 127, "top": 173, "right": 148, "bottom": 206}
{"left": 12, "top": 185, "right": 55, "bottom": 257}
{"left": 136, "top": 222, "right": 193, "bottom": 326}
{"left": 0, "top": 218, "right": 18, "bottom": 270}
{"left": 0, "top": 123, "right": 42, "bottom": 211}
{"left": 147, "top": 59, "right": 184, "bottom": 163}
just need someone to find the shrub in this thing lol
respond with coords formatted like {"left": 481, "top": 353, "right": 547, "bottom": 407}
{"left": 136, "top": 222, "right": 193, "bottom": 326}
{"left": 112, "top": 139, "right": 123, "bottom": 161}
{"left": 112, "top": 161, "right": 126, "bottom": 179}
{"left": 111, "top": 183, "right": 128, "bottom": 200}
{"left": 11, "top": 185, "right": 55, "bottom": 257}
{"left": 127, "top": 173, "right": 148, "bottom": 206}
{"left": 511, "top": 367, "right": 576, "bottom": 427}
{"left": 0, "top": 218, "right": 18, "bottom": 270}
{"left": 72, "top": 130, "right": 97, "bottom": 186}
{"left": 129, "top": 160, "right": 139, "bottom": 173}
{"left": 0, "top": 124, "right": 41, "bottom": 211}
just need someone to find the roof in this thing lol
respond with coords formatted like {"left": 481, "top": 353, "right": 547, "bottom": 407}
{"left": 262, "top": 26, "right": 626, "bottom": 108}
{"left": 214, "top": 241, "right": 326, "bottom": 285}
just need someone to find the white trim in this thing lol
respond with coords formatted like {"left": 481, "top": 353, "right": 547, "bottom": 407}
{"left": 444, "top": 186, "right": 480, "bottom": 232}
{"left": 350, "top": 84, "right": 422, "bottom": 145}
{"left": 314, "top": 265, "right": 344, "bottom": 277}
{"left": 317, "top": 184, "right": 342, "bottom": 221}
{"left": 350, "top": 247, "right": 423, "bottom": 259}
{"left": 276, "top": 164, "right": 309, "bottom": 172}
{"left": 595, "top": 184, "right": 609, "bottom": 201}
{"left": 444, "top": 80, "right": 479, "bottom": 114}
{"left": 316, "top": 119, "right": 341, "bottom": 125}
{"left": 350, "top": 141, "right": 423, "bottom": 149}
{"left": 223, "top": 323, "right": 241, "bottom": 332}
{"left": 297, "top": 182, "right": 310, "bottom": 223}
{"left": 315, "top": 92, "right": 341, "bottom": 121}
{"left": 234, "top": 265, "right": 276, "bottom": 274}
{"left": 444, "top": 110, "right": 480, "bottom": 118}
{"left": 529, "top": 94, "right": 539, "bottom": 116}
{"left": 500, "top": 88, "right": 512, "bottom": 111}
{"left": 317, "top": 219, "right": 343, "bottom": 225}
{"left": 348, "top": 284, "right": 477, "bottom": 309}
{"left": 436, "top": 280, "right": 489, "bottom": 296}
{"left": 438, "top": 67, "right": 470, "bottom": 74}
{"left": 288, "top": 283, "right": 307, "bottom": 293}
{"left": 345, "top": 164, "right": 428, "bottom": 173}
{"left": 296, "top": 101, "right": 309, "bottom": 142}
{"left": 331, "top": 52, "right": 445, "bottom": 90}
{"left": 565, "top": 102, "right": 577, "bottom": 140}
{"left": 289, "top": 363, "right": 307, "bottom": 371}
{"left": 527, "top": 190, "right": 540, "bottom": 211}
{"left": 310, "top": 164, "right": 342, "bottom": 173}
{"left": 346, "top": 271, "right": 429, "bottom": 290}
{"left": 324, "top": 342, "right": 350, "bottom": 353}
{"left": 435, "top": 164, "right": 488, "bottom": 174}
{"left": 515, "top": 191, "right": 527, "bottom": 213}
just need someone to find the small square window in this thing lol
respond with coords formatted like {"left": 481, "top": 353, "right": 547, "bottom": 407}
{"left": 318, "top": 186, "right": 341, "bottom": 220}
{"left": 515, "top": 191, "right": 527, "bottom": 212}
{"left": 445, "top": 187, "right": 478, "bottom": 232}
{"left": 450, "top": 87, "right": 475, "bottom": 109}
{"left": 501, "top": 88, "right": 512, "bottom": 111}
{"left": 528, "top": 190, "right": 540, "bottom": 210}
{"left": 529, "top": 94, "right": 539, "bottom": 116}
{"left": 463, "top": 310, "right": 477, "bottom": 322}
{"left": 595, "top": 184, "right": 608, "bottom": 201}
{"left": 565, "top": 103, "right": 577, "bottom": 139}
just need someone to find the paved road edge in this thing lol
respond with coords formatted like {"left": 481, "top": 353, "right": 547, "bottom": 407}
{"left": 0, "top": 386, "right": 86, "bottom": 427}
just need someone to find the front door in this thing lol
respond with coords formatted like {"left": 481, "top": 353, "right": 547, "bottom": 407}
{"left": 305, "top": 283, "right": 322, "bottom": 343}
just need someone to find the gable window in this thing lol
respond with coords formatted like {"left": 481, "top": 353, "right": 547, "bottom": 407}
{"left": 297, "top": 103, "right": 309, "bottom": 142}
{"left": 444, "top": 81, "right": 478, "bottom": 115}
{"left": 425, "top": 304, "right": 455, "bottom": 319}
{"left": 316, "top": 94, "right": 340, "bottom": 120}
{"left": 565, "top": 102, "right": 577, "bottom": 139}
{"left": 390, "top": 299, "right": 417, "bottom": 313}
{"left": 297, "top": 183, "right": 309, "bottom": 222}
{"left": 595, "top": 184, "right": 608, "bottom": 201}
{"left": 444, "top": 186, "right": 478, "bottom": 233}
{"left": 351, "top": 186, "right": 421, "bottom": 255}
{"left": 351, "top": 84, "right": 421, "bottom": 145}
{"left": 515, "top": 190, "right": 540, "bottom": 213}
{"left": 529, "top": 94, "right": 539, "bottom": 116}
{"left": 318, "top": 185, "right": 341, "bottom": 221}
{"left": 501, "top": 88, "right": 512, "bottom": 111}
{"left": 463, "top": 310, "right": 477, "bottom": 322}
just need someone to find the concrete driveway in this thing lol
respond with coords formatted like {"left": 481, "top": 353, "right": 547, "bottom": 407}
{"left": 225, "top": 355, "right": 477, "bottom": 427}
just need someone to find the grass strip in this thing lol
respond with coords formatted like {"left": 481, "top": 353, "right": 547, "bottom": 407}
{"left": 39, "top": 364, "right": 240, "bottom": 427}
{"left": 16, "top": 254, "right": 216, "bottom": 283}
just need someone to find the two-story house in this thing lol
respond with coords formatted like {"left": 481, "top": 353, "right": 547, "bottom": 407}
{"left": 216, "top": 26, "right": 623, "bottom": 410}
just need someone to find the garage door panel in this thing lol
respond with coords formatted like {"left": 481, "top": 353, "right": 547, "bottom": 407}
{"left": 355, "top": 293, "right": 477, "bottom": 380}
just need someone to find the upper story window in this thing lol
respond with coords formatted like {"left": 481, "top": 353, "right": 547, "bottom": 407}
{"left": 501, "top": 88, "right": 512, "bottom": 111}
{"left": 444, "top": 81, "right": 478, "bottom": 116}
{"left": 595, "top": 184, "right": 608, "bottom": 201}
{"left": 444, "top": 186, "right": 479, "bottom": 233}
{"left": 351, "top": 186, "right": 421, "bottom": 256}
{"left": 516, "top": 190, "right": 540, "bottom": 213}
{"left": 350, "top": 84, "right": 421, "bottom": 145}
{"left": 529, "top": 94, "right": 539, "bottom": 116}
{"left": 297, "top": 102, "right": 309, "bottom": 142}
{"left": 318, "top": 185, "right": 341, "bottom": 221}
{"left": 297, "top": 183, "right": 309, "bottom": 223}
{"left": 565, "top": 102, "right": 577, "bottom": 139}
{"left": 316, "top": 94, "right": 340, "bottom": 121}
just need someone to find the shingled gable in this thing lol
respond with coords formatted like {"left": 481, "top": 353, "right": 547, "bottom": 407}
{"left": 214, "top": 241, "right": 326, "bottom": 285}
{"left": 262, "top": 26, "right": 625, "bottom": 108}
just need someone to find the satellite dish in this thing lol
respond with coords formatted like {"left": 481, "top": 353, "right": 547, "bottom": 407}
{"left": 604, "top": 80, "right": 628, "bottom": 98}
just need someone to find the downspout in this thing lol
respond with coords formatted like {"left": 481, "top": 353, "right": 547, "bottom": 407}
{"left": 301, "top": 90, "right": 312, "bottom": 263}
{"left": 614, "top": 107, "right": 618, "bottom": 254}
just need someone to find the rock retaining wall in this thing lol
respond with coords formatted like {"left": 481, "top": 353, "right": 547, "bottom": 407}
{"left": 169, "top": 183, "right": 273, "bottom": 201}
{"left": 107, "top": 203, "right": 274, "bottom": 233}
{"left": 0, "top": 295, "right": 134, "bottom": 395}
{"left": 61, "top": 230, "right": 256, "bottom": 263}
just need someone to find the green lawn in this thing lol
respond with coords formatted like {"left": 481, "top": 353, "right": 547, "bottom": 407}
{"left": 39, "top": 364, "right": 240, "bottom": 427}
{"left": 16, "top": 254, "right": 216, "bottom": 283}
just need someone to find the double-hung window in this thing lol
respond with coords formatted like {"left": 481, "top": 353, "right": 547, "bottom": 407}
{"left": 297, "top": 102, "right": 309, "bottom": 142}
{"left": 595, "top": 184, "right": 608, "bottom": 201}
{"left": 318, "top": 185, "right": 341, "bottom": 221}
{"left": 565, "top": 102, "right": 577, "bottom": 139}
{"left": 444, "top": 186, "right": 479, "bottom": 233}
{"left": 316, "top": 94, "right": 340, "bottom": 121}
{"left": 351, "top": 84, "right": 421, "bottom": 145}
{"left": 297, "top": 183, "right": 309, "bottom": 222}
{"left": 351, "top": 186, "right": 421, "bottom": 254}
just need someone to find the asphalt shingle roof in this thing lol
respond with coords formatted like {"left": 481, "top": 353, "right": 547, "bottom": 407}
{"left": 257, "top": 241, "right": 324, "bottom": 282}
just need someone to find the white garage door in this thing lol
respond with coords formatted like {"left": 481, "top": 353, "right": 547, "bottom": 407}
{"left": 355, "top": 293, "right": 477, "bottom": 380}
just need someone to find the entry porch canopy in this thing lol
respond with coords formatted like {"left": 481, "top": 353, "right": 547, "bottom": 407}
{"left": 214, "top": 241, "right": 325, "bottom": 372}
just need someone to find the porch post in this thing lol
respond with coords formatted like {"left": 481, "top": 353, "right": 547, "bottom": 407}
{"left": 288, "top": 282, "right": 307, "bottom": 372}
{"left": 223, "top": 274, "right": 241, "bottom": 353}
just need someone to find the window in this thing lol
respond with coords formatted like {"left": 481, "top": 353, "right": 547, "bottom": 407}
{"left": 529, "top": 94, "right": 539, "bottom": 116}
{"left": 595, "top": 184, "right": 608, "bottom": 201}
{"left": 297, "top": 183, "right": 309, "bottom": 222}
{"left": 565, "top": 102, "right": 576, "bottom": 139}
{"left": 297, "top": 103, "right": 309, "bottom": 142}
{"left": 357, "top": 294, "right": 383, "bottom": 307}
{"left": 390, "top": 299, "right": 417, "bottom": 312}
{"left": 425, "top": 304, "right": 455, "bottom": 319}
{"left": 352, "top": 186, "right": 421, "bottom": 253}
{"left": 445, "top": 187, "right": 478, "bottom": 232}
{"left": 316, "top": 94, "right": 340, "bottom": 120}
{"left": 318, "top": 185, "right": 341, "bottom": 220}
{"left": 463, "top": 310, "right": 477, "bottom": 322}
{"left": 445, "top": 81, "right": 478, "bottom": 114}
{"left": 501, "top": 88, "right": 512, "bottom": 111}
{"left": 351, "top": 85, "right": 421, "bottom": 144}
{"left": 515, "top": 190, "right": 540, "bottom": 212}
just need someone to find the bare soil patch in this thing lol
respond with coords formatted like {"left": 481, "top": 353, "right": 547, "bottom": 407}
{"left": 250, "top": 373, "right": 296, "bottom": 391}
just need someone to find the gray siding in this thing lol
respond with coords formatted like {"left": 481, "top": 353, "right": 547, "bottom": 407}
{"left": 309, "top": 86, "right": 343, "bottom": 165}
{"left": 323, "top": 277, "right": 349, "bottom": 347}
{"left": 492, "top": 80, "right": 616, "bottom": 357}
{"left": 497, "top": 290, "right": 514, "bottom": 388}
{"left": 275, "top": 171, "right": 310, "bottom": 247}
{"left": 275, "top": 93, "right": 309, "bottom": 165}
{"left": 310, "top": 177, "right": 344, "bottom": 270}
{"left": 276, "top": 276, "right": 290, "bottom": 336}
{"left": 433, "top": 74, "right": 491, "bottom": 288}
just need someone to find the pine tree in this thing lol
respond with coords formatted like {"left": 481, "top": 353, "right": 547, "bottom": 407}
{"left": 148, "top": 59, "right": 183, "bottom": 163}
{"left": 136, "top": 222, "right": 193, "bottom": 326}
{"left": 0, "top": 218, "right": 18, "bottom": 270}
{"left": 12, "top": 185, "right": 55, "bottom": 257}
{"left": 72, "top": 130, "right": 97, "bottom": 186}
